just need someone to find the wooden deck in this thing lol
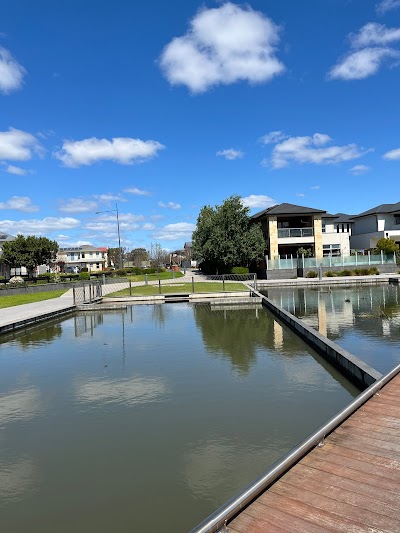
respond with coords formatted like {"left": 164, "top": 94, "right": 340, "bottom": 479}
{"left": 228, "top": 373, "right": 400, "bottom": 533}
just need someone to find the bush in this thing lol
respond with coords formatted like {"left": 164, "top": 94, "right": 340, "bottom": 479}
{"left": 230, "top": 266, "right": 249, "bottom": 274}
{"left": 306, "top": 270, "right": 318, "bottom": 278}
{"left": 79, "top": 272, "right": 90, "bottom": 280}
{"left": 324, "top": 271, "right": 335, "bottom": 277}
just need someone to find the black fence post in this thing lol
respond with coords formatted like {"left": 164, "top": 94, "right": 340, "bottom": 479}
{"left": 158, "top": 279, "right": 161, "bottom": 294}
{"left": 192, "top": 276, "right": 195, "bottom": 293}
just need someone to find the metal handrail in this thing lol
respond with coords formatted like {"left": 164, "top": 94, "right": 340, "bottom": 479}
{"left": 277, "top": 227, "right": 314, "bottom": 238}
{"left": 189, "top": 362, "right": 400, "bottom": 533}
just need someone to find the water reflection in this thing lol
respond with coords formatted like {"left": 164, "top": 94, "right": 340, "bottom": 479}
{"left": 194, "top": 303, "right": 310, "bottom": 374}
{"left": 0, "top": 323, "right": 62, "bottom": 348}
{"left": 73, "top": 376, "right": 168, "bottom": 406}
{"left": 0, "top": 457, "right": 38, "bottom": 501}
{"left": 265, "top": 284, "right": 400, "bottom": 373}
{"left": 0, "top": 387, "right": 42, "bottom": 425}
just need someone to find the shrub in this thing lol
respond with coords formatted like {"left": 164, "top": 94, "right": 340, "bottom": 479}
{"left": 80, "top": 267, "right": 88, "bottom": 272}
{"left": 324, "top": 271, "right": 335, "bottom": 277}
{"left": 342, "top": 269, "right": 353, "bottom": 276}
{"left": 306, "top": 270, "right": 318, "bottom": 278}
{"left": 114, "top": 269, "right": 128, "bottom": 277}
{"left": 79, "top": 272, "right": 90, "bottom": 280}
{"left": 230, "top": 266, "right": 249, "bottom": 274}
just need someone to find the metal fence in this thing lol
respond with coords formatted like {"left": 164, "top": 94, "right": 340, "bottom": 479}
{"left": 267, "top": 252, "right": 397, "bottom": 270}
{"left": 72, "top": 281, "right": 102, "bottom": 304}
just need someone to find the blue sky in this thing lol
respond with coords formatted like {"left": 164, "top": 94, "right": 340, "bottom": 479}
{"left": 1, "top": 0, "right": 400, "bottom": 252}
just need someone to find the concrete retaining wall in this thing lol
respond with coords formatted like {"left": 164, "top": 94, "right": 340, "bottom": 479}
{"left": 266, "top": 268, "right": 297, "bottom": 280}
{"left": 255, "top": 290, "right": 382, "bottom": 389}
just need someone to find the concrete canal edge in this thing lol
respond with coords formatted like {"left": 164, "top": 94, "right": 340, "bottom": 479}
{"left": 0, "top": 305, "right": 76, "bottom": 335}
{"left": 252, "top": 289, "right": 382, "bottom": 389}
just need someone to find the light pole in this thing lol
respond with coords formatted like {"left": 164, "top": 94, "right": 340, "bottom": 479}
{"left": 95, "top": 203, "right": 122, "bottom": 270}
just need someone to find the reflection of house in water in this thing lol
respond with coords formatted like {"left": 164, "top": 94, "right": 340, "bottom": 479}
{"left": 266, "top": 285, "right": 400, "bottom": 342}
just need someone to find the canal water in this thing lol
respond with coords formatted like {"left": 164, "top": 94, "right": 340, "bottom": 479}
{"left": 0, "top": 303, "right": 359, "bottom": 533}
{"left": 265, "top": 283, "right": 400, "bottom": 374}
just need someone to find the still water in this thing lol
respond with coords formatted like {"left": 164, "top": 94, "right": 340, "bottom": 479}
{"left": 265, "top": 283, "right": 400, "bottom": 374}
{"left": 0, "top": 303, "right": 359, "bottom": 533}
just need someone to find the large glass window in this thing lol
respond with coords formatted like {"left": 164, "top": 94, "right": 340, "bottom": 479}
{"left": 395, "top": 215, "right": 400, "bottom": 225}
{"left": 323, "top": 244, "right": 341, "bottom": 256}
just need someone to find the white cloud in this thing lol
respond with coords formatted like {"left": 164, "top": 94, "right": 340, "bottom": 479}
{"left": 85, "top": 212, "right": 144, "bottom": 233}
{"left": 3, "top": 164, "right": 28, "bottom": 175}
{"left": 54, "top": 136, "right": 165, "bottom": 167}
{"left": 376, "top": 0, "right": 400, "bottom": 14}
{"left": 0, "top": 128, "right": 43, "bottom": 161}
{"left": 159, "top": 2, "right": 284, "bottom": 93}
{"left": 142, "top": 223, "right": 155, "bottom": 230}
{"left": 0, "top": 196, "right": 39, "bottom": 213}
{"left": 0, "top": 47, "right": 26, "bottom": 94}
{"left": 310, "top": 185, "right": 320, "bottom": 190}
{"left": 296, "top": 193, "right": 305, "bottom": 197}
{"left": 59, "top": 198, "right": 98, "bottom": 213}
{"left": 158, "top": 201, "right": 181, "bottom": 210}
{"left": 261, "top": 131, "right": 287, "bottom": 144}
{"left": 350, "top": 23, "right": 400, "bottom": 48}
{"left": 94, "top": 193, "right": 126, "bottom": 202}
{"left": 152, "top": 222, "right": 196, "bottom": 241}
{"left": 329, "top": 23, "right": 400, "bottom": 80}
{"left": 124, "top": 187, "right": 152, "bottom": 196}
{"left": 270, "top": 133, "right": 369, "bottom": 169}
{"left": 383, "top": 147, "right": 400, "bottom": 160}
{"left": 242, "top": 195, "right": 276, "bottom": 209}
{"left": 349, "top": 164, "right": 370, "bottom": 175}
{"left": 216, "top": 149, "right": 243, "bottom": 160}
{"left": 0, "top": 217, "right": 80, "bottom": 234}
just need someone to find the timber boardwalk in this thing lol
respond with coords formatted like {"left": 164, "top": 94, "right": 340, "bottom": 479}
{"left": 228, "top": 372, "right": 400, "bottom": 533}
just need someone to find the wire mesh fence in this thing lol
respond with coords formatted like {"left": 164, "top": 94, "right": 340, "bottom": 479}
{"left": 73, "top": 281, "right": 102, "bottom": 304}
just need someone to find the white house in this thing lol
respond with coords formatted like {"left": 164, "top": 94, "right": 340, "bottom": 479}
{"left": 57, "top": 245, "right": 108, "bottom": 272}
{"left": 350, "top": 202, "right": 400, "bottom": 250}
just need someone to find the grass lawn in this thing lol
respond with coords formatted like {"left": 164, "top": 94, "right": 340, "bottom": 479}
{"left": 0, "top": 290, "right": 68, "bottom": 308}
{"left": 107, "top": 282, "right": 248, "bottom": 297}
{"left": 127, "top": 271, "right": 184, "bottom": 282}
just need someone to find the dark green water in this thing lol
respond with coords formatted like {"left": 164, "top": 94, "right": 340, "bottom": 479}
{"left": 265, "top": 283, "right": 400, "bottom": 374}
{"left": 0, "top": 303, "right": 359, "bottom": 533}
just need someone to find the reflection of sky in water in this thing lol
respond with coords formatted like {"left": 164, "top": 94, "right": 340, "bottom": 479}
{"left": 0, "top": 457, "right": 38, "bottom": 501}
{"left": 73, "top": 376, "right": 168, "bottom": 406}
{"left": 0, "top": 388, "right": 42, "bottom": 425}
{"left": 184, "top": 438, "right": 284, "bottom": 503}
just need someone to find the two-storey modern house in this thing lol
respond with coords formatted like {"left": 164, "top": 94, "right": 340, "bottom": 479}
{"left": 251, "top": 203, "right": 351, "bottom": 260}
{"left": 57, "top": 245, "right": 108, "bottom": 272}
{"left": 350, "top": 202, "right": 400, "bottom": 250}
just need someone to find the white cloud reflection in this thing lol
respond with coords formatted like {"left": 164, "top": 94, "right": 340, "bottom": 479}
{"left": 0, "top": 387, "right": 42, "bottom": 424}
{"left": 74, "top": 376, "right": 168, "bottom": 406}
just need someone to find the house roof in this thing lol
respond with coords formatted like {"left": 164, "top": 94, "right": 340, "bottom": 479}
{"left": 252, "top": 202, "right": 326, "bottom": 220}
{"left": 329, "top": 213, "right": 355, "bottom": 223}
{"left": 0, "top": 233, "right": 15, "bottom": 242}
{"left": 184, "top": 241, "right": 192, "bottom": 247}
{"left": 352, "top": 202, "right": 400, "bottom": 219}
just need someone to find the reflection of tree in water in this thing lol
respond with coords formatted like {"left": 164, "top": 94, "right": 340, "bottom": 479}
{"left": 10, "top": 323, "right": 62, "bottom": 349}
{"left": 194, "top": 304, "right": 277, "bottom": 374}
{"left": 151, "top": 304, "right": 171, "bottom": 329}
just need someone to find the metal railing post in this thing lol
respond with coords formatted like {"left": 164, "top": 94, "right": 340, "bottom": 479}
{"left": 222, "top": 275, "right": 225, "bottom": 292}
{"left": 381, "top": 250, "right": 384, "bottom": 264}
{"left": 73, "top": 287, "right": 76, "bottom": 305}
{"left": 145, "top": 274, "right": 148, "bottom": 285}
{"left": 129, "top": 279, "right": 132, "bottom": 296}
{"left": 192, "top": 276, "right": 195, "bottom": 293}
{"left": 368, "top": 250, "right": 371, "bottom": 265}
{"left": 158, "top": 279, "right": 161, "bottom": 294}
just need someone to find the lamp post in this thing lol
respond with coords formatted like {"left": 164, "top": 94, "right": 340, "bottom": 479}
{"left": 95, "top": 203, "right": 122, "bottom": 270}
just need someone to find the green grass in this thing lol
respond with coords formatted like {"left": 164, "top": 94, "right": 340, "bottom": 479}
{"left": 107, "top": 282, "right": 248, "bottom": 297}
{"left": 0, "top": 290, "right": 67, "bottom": 308}
{"left": 127, "top": 271, "right": 184, "bottom": 282}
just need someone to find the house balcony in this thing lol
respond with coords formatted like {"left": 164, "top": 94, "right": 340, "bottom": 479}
{"left": 277, "top": 227, "right": 314, "bottom": 238}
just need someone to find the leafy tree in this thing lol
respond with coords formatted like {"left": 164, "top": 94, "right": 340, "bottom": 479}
{"left": 192, "top": 195, "right": 265, "bottom": 273}
{"left": 107, "top": 246, "right": 126, "bottom": 268}
{"left": 297, "top": 247, "right": 313, "bottom": 257}
{"left": 374, "top": 237, "right": 399, "bottom": 255}
{"left": 2, "top": 235, "right": 58, "bottom": 277}
{"left": 126, "top": 247, "right": 149, "bottom": 267}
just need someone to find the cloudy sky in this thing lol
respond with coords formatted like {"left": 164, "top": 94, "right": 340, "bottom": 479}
{"left": 1, "top": 0, "right": 400, "bottom": 251}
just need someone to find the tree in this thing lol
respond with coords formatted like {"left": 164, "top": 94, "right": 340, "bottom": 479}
{"left": 107, "top": 246, "right": 126, "bottom": 268}
{"left": 2, "top": 235, "right": 58, "bottom": 277}
{"left": 192, "top": 195, "right": 265, "bottom": 273}
{"left": 374, "top": 237, "right": 399, "bottom": 255}
{"left": 149, "top": 243, "right": 169, "bottom": 269}
{"left": 126, "top": 247, "right": 149, "bottom": 267}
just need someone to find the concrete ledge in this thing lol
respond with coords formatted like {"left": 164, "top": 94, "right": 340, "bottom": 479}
{"left": 0, "top": 305, "right": 75, "bottom": 335}
{"left": 254, "top": 290, "right": 382, "bottom": 389}
{"left": 102, "top": 291, "right": 252, "bottom": 304}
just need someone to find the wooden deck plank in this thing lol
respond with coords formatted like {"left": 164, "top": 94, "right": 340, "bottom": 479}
{"left": 280, "top": 470, "right": 400, "bottom": 520}
{"left": 269, "top": 480, "right": 400, "bottom": 531}
{"left": 228, "top": 373, "right": 400, "bottom": 533}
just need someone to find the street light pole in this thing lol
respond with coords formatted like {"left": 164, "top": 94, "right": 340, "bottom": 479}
{"left": 95, "top": 202, "right": 123, "bottom": 270}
